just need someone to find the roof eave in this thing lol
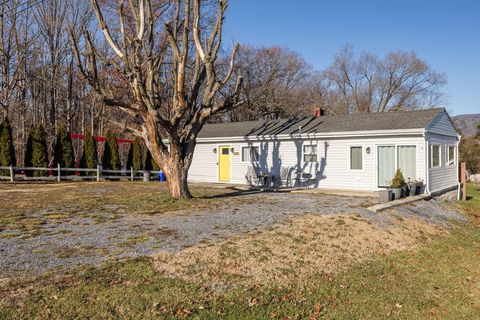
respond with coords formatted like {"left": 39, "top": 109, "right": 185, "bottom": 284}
{"left": 196, "top": 128, "right": 425, "bottom": 143}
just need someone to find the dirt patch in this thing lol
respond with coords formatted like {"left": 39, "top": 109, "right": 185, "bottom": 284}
{"left": 154, "top": 213, "right": 449, "bottom": 289}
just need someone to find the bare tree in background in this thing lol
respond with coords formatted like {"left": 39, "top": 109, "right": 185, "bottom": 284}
{"left": 314, "top": 45, "right": 446, "bottom": 115}
{"left": 226, "top": 46, "right": 311, "bottom": 121}
{"left": 35, "top": 0, "right": 70, "bottom": 131}
{"left": 0, "top": 1, "right": 21, "bottom": 118}
{"left": 70, "top": 0, "right": 242, "bottom": 199}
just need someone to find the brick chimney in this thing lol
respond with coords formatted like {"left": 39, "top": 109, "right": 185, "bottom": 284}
{"left": 313, "top": 106, "right": 325, "bottom": 117}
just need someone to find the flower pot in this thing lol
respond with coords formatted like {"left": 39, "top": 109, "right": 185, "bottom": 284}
{"left": 391, "top": 187, "right": 402, "bottom": 200}
{"left": 378, "top": 189, "right": 392, "bottom": 203}
{"left": 416, "top": 184, "right": 425, "bottom": 195}
{"left": 401, "top": 185, "right": 407, "bottom": 197}
{"left": 407, "top": 183, "right": 417, "bottom": 197}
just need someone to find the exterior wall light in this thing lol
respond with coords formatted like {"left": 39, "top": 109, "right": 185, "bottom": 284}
{"left": 366, "top": 147, "right": 371, "bottom": 154}
{"left": 230, "top": 147, "right": 235, "bottom": 153}
{"left": 213, "top": 148, "right": 217, "bottom": 153}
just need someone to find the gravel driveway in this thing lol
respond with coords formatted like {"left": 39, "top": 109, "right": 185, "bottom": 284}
{"left": 0, "top": 190, "right": 466, "bottom": 276}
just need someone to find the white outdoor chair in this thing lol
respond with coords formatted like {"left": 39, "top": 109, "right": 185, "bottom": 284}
{"left": 295, "top": 164, "right": 318, "bottom": 188}
{"left": 278, "top": 166, "right": 292, "bottom": 188}
{"left": 246, "top": 166, "right": 261, "bottom": 186}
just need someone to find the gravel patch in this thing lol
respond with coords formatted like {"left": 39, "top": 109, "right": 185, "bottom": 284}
{"left": 0, "top": 191, "right": 466, "bottom": 276}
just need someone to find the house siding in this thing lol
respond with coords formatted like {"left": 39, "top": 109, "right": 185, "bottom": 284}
{"left": 187, "top": 109, "right": 459, "bottom": 195}
{"left": 189, "top": 134, "right": 427, "bottom": 191}
{"left": 426, "top": 110, "right": 458, "bottom": 137}
{"left": 426, "top": 133, "right": 458, "bottom": 193}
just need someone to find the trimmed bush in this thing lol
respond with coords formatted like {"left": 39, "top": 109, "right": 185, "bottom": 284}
{"left": 390, "top": 168, "right": 406, "bottom": 188}
{"left": 0, "top": 118, "right": 16, "bottom": 175}
{"left": 80, "top": 131, "right": 98, "bottom": 169}
{"left": 25, "top": 125, "right": 48, "bottom": 177}
{"left": 53, "top": 125, "right": 74, "bottom": 170}
{"left": 127, "top": 137, "right": 142, "bottom": 170}
{"left": 102, "top": 130, "right": 120, "bottom": 170}
{"left": 144, "top": 149, "right": 160, "bottom": 171}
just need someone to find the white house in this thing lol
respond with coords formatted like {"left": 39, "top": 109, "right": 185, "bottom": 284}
{"left": 188, "top": 108, "right": 460, "bottom": 196}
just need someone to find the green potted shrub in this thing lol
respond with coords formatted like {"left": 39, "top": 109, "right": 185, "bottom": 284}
{"left": 389, "top": 169, "right": 406, "bottom": 200}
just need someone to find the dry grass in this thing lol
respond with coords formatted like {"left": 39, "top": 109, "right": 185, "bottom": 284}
{"left": 154, "top": 213, "right": 448, "bottom": 289}
{"left": 0, "top": 182, "right": 245, "bottom": 238}
{"left": 1, "top": 186, "right": 479, "bottom": 319}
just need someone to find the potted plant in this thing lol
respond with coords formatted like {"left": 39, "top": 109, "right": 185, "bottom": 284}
{"left": 390, "top": 169, "right": 406, "bottom": 200}
{"left": 406, "top": 178, "right": 417, "bottom": 197}
{"left": 415, "top": 179, "right": 425, "bottom": 195}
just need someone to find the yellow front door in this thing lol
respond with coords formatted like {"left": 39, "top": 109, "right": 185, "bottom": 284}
{"left": 218, "top": 146, "right": 231, "bottom": 182}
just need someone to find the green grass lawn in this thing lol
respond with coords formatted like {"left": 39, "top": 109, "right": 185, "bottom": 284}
{"left": 1, "top": 184, "right": 479, "bottom": 319}
{"left": 459, "top": 182, "right": 480, "bottom": 218}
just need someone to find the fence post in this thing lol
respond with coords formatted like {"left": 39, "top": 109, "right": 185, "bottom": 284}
{"left": 97, "top": 165, "right": 101, "bottom": 182}
{"left": 461, "top": 162, "right": 467, "bottom": 200}
{"left": 130, "top": 167, "right": 134, "bottom": 182}
{"left": 9, "top": 165, "right": 14, "bottom": 182}
{"left": 57, "top": 163, "right": 61, "bottom": 182}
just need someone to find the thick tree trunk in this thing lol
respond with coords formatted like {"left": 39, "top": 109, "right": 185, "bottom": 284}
{"left": 162, "top": 141, "right": 194, "bottom": 199}
{"left": 143, "top": 116, "right": 195, "bottom": 199}
{"left": 163, "top": 161, "right": 192, "bottom": 199}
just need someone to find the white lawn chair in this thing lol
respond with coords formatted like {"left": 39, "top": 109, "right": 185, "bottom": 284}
{"left": 246, "top": 166, "right": 261, "bottom": 186}
{"left": 278, "top": 166, "right": 292, "bottom": 188}
{"left": 295, "top": 163, "right": 318, "bottom": 188}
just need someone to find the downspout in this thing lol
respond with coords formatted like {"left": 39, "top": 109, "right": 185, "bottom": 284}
{"left": 456, "top": 134, "right": 462, "bottom": 200}
{"left": 423, "top": 129, "right": 431, "bottom": 195}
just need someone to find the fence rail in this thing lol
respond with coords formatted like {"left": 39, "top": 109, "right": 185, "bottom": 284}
{"left": 0, "top": 165, "right": 163, "bottom": 183}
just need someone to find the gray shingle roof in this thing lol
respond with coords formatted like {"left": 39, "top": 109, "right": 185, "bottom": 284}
{"left": 198, "top": 108, "right": 445, "bottom": 139}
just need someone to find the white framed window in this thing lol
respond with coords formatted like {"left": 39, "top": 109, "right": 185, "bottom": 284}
{"left": 303, "top": 144, "right": 318, "bottom": 162}
{"left": 447, "top": 145, "right": 456, "bottom": 166}
{"left": 242, "top": 146, "right": 259, "bottom": 162}
{"left": 430, "top": 145, "right": 441, "bottom": 168}
{"left": 349, "top": 146, "right": 363, "bottom": 170}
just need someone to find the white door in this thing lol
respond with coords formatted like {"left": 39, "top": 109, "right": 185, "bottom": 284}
{"left": 397, "top": 146, "right": 417, "bottom": 181}
{"left": 378, "top": 146, "right": 395, "bottom": 187}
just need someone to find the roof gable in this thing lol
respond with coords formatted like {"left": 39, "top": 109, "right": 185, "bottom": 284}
{"left": 425, "top": 109, "right": 459, "bottom": 137}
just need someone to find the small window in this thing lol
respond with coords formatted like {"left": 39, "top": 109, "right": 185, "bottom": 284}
{"left": 222, "top": 148, "right": 229, "bottom": 155}
{"left": 303, "top": 144, "right": 318, "bottom": 162}
{"left": 242, "top": 146, "right": 259, "bottom": 162}
{"left": 350, "top": 146, "right": 363, "bottom": 170}
{"left": 430, "top": 145, "right": 440, "bottom": 168}
{"left": 447, "top": 146, "right": 456, "bottom": 166}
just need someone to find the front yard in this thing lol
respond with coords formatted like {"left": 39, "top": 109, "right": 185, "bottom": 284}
{"left": 0, "top": 182, "right": 479, "bottom": 319}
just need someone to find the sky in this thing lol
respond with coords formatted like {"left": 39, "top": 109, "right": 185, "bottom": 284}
{"left": 223, "top": 0, "right": 480, "bottom": 116}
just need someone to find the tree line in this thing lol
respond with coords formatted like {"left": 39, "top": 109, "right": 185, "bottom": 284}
{"left": 460, "top": 124, "right": 480, "bottom": 174}
{"left": 222, "top": 44, "right": 446, "bottom": 121}
{"left": 0, "top": 118, "right": 158, "bottom": 175}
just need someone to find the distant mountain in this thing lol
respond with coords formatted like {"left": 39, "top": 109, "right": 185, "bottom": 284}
{"left": 452, "top": 114, "right": 480, "bottom": 137}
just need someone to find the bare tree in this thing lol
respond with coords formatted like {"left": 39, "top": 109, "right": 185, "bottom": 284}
{"left": 316, "top": 45, "right": 446, "bottom": 115}
{"left": 70, "top": 0, "right": 242, "bottom": 199}
{"left": 35, "top": 0, "right": 70, "bottom": 132}
{"left": 226, "top": 46, "right": 311, "bottom": 121}
{"left": 0, "top": 1, "right": 22, "bottom": 118}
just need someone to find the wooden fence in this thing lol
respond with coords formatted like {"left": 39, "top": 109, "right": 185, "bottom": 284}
{"left": 0, "top": 165, "right": 163, "bottom": 182}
